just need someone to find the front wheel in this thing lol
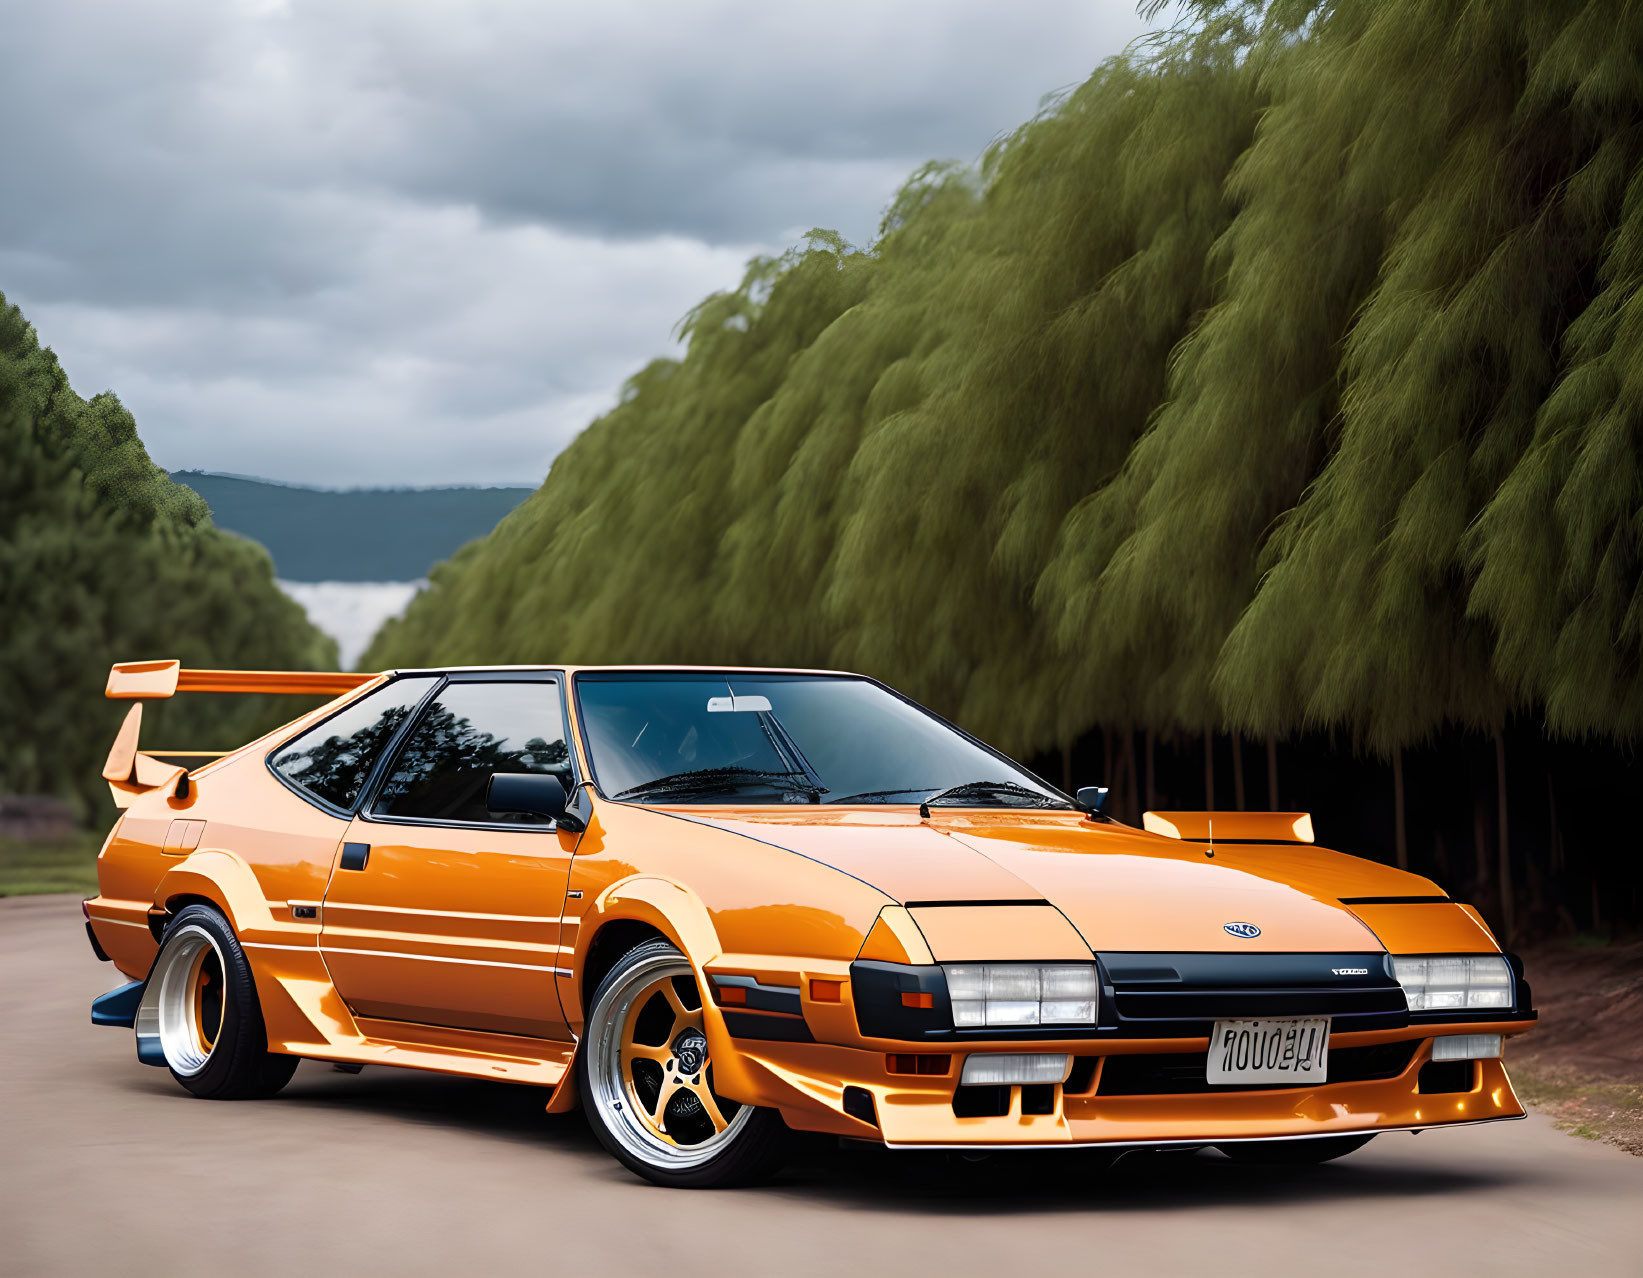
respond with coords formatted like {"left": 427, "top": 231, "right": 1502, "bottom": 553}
{"left": 1217, "top": 1133, "right": 1375, "bottom": 1165}
{"left": 145, "top": 903, "right": 298, "bottom": 1100}
{"left": 578, "top": 939, "right": 788, "bottom": 1187}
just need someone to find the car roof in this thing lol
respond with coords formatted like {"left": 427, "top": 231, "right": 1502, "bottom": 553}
{"left": 380, "top": 664, "right": 864, "bottom": 678}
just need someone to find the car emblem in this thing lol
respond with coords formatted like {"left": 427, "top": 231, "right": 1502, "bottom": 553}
{"left": 673, "top": 1030, "right": 708, "bottom": 1076}
{"left": 1223, "top": 922, "right": 1261, "bottom": 939}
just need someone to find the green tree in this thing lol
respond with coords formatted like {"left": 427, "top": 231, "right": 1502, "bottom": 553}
{"left": 0, "top": 292, "right": 336, "bottom": 820}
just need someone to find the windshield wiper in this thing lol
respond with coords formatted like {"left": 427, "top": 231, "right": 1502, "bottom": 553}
{"left": 827, "top": 786, "right": 939, "bottom": 805}
{"left": 917, "top": 779, "right": 1066, "bottom": 817}
{"left": 614, "top": 766, "right": 826, "bottom": 803}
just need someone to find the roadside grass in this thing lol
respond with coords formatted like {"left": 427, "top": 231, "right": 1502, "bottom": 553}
{"left": 1512, "top": 1064, "right": 1643, "bottom": 1156}
{"left": 0, "top": 833, "right": 103, "bottom": 897}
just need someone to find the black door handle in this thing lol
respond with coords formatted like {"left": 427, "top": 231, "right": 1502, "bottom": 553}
{"left": 339, "top": 842, "right": 370, "bottom": 871}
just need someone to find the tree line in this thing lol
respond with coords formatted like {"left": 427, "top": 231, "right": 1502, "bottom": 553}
{"left": 0, "top": 292, "right": 335, "bottom": 820}
{"left": 339, "top": 0, "right": 1630, "bottom": 939}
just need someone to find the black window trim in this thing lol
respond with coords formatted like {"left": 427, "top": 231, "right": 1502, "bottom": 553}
{"left": 264, "top": 672, "right": 444, "bottom": 820}
{"left": 567, "top": 668, "right": 1073, "bottom": 810}
{"left": 356, "top": 669, "right": 582, "bottom": 834}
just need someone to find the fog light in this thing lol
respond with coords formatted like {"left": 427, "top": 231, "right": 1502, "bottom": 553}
{"left": 959, "top": 1053, "right": 1071, "bottom": 1086}
{"left": 1432, "top": 1034, "right": 1502, "bottom": 1061}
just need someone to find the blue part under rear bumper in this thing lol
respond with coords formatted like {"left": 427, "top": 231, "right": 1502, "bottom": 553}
{"left": 91, "top": 980, "right": 143, "bottom": 1028}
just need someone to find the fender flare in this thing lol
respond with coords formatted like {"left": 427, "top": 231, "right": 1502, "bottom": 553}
{"left": 151, "top": 848, "right": 280, "bottom": 943}
{"left": 122, "top": 851, "right": 279, "bottom": 1070}
{"left": 549, "top": 874, "right": 742, "bottom": 1114}
{"left": 565, "top": 874, "right": 725, "bottom": 1015}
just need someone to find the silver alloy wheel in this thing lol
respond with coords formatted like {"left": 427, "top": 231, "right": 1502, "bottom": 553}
{"left": 151, "top": 923, "right": 226, "bottom": 1077}
{"left": 586, "top": 949, "right": 753, "bottom": 1171}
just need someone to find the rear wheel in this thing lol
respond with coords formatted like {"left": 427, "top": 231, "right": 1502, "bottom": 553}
{"left": 1217, "top": 1134, "right": 1375, "bottom": 1165}
{"left": 148, "top": 904, "right": 298, "bottom": 1100}
{"left": 579, "top": 939, "right": 788, "bottom": 1187}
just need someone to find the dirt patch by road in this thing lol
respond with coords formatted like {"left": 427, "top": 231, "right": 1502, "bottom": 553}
{"left": 1511, "top": 938, "right": 1643, "bottom": 1154}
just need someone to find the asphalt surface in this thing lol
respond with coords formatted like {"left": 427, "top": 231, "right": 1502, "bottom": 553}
{"left": 5, "top": 894, "right": 1642, "bottom": 1278}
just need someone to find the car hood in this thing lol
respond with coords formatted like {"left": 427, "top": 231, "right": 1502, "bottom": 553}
{"left": 683, "top": 807, "right": 1458, "bottom": 954}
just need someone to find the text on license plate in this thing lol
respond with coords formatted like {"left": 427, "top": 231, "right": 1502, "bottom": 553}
{"left": 1206, "top": 1016, "right": 1330, "bottom": 1085}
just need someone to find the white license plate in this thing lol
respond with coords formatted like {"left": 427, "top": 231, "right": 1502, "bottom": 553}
{"left": 1206, "top": 1017, "right": 1330, "bottom": 1085}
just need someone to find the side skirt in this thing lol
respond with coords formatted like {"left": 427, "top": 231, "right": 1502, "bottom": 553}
{"left": 275, "top": 1014, "right": 576, "bottom": 1089}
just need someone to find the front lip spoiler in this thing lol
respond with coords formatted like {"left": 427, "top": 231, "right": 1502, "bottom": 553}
{"left": 879, "top": 1112, "right": 1525, "bottom": 1152}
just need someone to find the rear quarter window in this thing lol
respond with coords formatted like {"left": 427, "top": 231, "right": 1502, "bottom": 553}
{"left": 270, "top": 676, "right": 437, "bottom": 812}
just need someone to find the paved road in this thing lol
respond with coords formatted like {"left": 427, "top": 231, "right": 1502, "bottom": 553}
{"left": 5, "top": 894, "right": 1641, "bottom": 1278}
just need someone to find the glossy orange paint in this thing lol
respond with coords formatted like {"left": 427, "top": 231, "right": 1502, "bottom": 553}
{"left": 85, "top": 662, "right": 1534, "bottom": 1149}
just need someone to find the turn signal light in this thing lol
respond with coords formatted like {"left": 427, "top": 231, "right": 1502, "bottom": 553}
{"left": 717, "top": 986, "right": 747, "bottom": 1005}
{"left": 901, "top": 991, "right": 934, "bottom": 1009}
{"left": 810, "top": 979, "right": 843, "bottom": 1003}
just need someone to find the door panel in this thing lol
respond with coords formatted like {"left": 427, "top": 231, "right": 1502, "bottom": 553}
{"left": 320, "top": 819, "right": 577, "bottom": 1038}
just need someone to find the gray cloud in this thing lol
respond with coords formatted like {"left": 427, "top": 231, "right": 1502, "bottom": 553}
{"left": 1, "top": 0, "right": 1148, "bottom": 486}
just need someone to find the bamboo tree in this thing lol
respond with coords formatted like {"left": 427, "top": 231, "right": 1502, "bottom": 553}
{"left": 361, "top": 0, "right": 1643, "bottom": 940}
{"left": 1496, "top": 732, "right": 1514, "bottom": 940}
{"left": 1393, "top": 749, "right": 1407, "bottom": 870}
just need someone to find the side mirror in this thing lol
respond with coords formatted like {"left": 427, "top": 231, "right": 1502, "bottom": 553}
{"left": 487, "top": 772, "right": 585, "bottom": 833}
{"left": 1075, "top": 785, "right": 1110, "bottom": 818}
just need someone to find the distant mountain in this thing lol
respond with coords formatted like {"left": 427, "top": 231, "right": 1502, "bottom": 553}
{"left": 171, "top": 472, "right": 533, "bottom": 582}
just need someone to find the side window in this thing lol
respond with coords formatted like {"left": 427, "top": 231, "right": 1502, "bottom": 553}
{"left": 270, "top": 677, "right": 437, "bottom": 812}
{"left": 372, "top": 680, "right": 572, "bottom": 825}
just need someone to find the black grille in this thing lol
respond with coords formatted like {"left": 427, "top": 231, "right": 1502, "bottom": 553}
{"left": 1096, "top": 1039, "right": 1421, "bottom": 1096}
{"left": 1097, "top": 952, "right": 1409, "bottom": 1037}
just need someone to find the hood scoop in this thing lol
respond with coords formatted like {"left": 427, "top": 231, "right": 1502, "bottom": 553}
{"left": 1142, "top": 810, "right": 1316, "bottom": 844}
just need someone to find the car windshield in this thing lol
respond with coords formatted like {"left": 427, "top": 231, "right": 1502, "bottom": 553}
{"left": 574, "top": 672, "right": 1069, "bottom": 808}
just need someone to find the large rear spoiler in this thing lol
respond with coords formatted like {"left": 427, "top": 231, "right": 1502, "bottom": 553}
{"left": 106, "top": 659, "right": 373, "bottom": 700}
{"left": 102, "top": 660, "right": 376, "bottom": 807}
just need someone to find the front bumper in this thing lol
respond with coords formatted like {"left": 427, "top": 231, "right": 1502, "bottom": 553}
{"left": 726, "top": 1023, "right": 1530, "bottom": 1147}
{"left": 701, "top": 946, "right": 1535, "bottom": 1146}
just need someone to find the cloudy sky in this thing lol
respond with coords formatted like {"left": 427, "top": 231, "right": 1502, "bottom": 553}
{"left": 2, "top": 0, "right": 1150, "bottom": 488}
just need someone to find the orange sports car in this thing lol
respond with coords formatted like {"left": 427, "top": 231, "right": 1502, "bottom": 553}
{"left": 84, "top": 660, "right": 1535, "bottom": 1187}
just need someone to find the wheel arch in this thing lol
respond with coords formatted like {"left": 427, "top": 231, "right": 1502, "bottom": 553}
{"left": 151, "top": 849, "right": 278, "bottom": 943}
{"left": 579, "top": 919, "right": 669, "bottom": 1014}
{"left": 549, "top": 875, "right": 733, "bottom": 1115}
{"left": 567, "top": 875, "right": 725, "bottom": 1016}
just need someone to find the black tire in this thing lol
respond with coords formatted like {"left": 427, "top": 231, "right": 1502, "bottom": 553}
{"left": 1217, "top": 1133, "right": 1375, "bottom": 1165}
{"left": 151, "top": 904, "right": 299, "bottom": 1100}
{"left": 577, "top": 938, "right": 789, "bottom": 1188}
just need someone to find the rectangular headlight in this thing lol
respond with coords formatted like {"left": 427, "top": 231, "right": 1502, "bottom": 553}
{"left": 1432, "top": 1034, "right": 1503, "bottom": 1061}
{"left": 959, "top": 1053, "right": 1071, "bottom": 1086}
{"left": 1391, "top": 955, "right": 1513, "bottom": 1012}
{"left": 943, "top": 963, "right": 1098, "bottom": 1027}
